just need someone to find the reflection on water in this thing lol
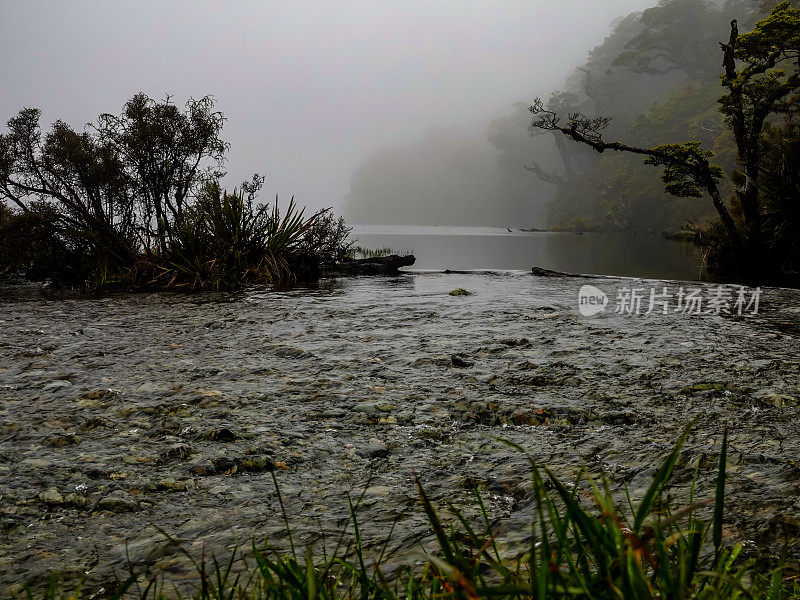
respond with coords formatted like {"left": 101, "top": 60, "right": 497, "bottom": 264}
{"left": 353, "top": 225, "right": 703, "bottom": 281}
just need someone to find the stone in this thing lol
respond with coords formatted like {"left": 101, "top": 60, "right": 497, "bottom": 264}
{"left": 64, "top": 493, "right": 88, "bottom": 507}
{"left": 358, "top": 439, "right": 388, "bottom": 459}
{"left": 46, "top": 433, "right": 81, "bottom": 447}
{"left": 44, "top": 380, "right": 72, "bottom": 390}
{"left": 448, "top": 288, "right": 471, "bottom": 296}
{"left": 758, "top": 394, "right": 797, "bottom": 407}
{"left": 203, "top": 428, "right": 237, "bottom": 442}
{"left": 211, "top": 457, "right": 240, "bottom": 474}
{"left": 241, "top": 457, "right": 274, "bottom": 472}
{"left": 97, "top": 491, "right": 138, "bottom": 513}
{"left": 157, "top": 479, "right": 188, "bottom": 492}
{"left": 39, "top": 487, "right": 63, "bottom": 505}
{"left": 451, "top": 354, "right": 474, "bottom": 368}
{"left": 162, "top": 444, "right": 193, "bottom": 460}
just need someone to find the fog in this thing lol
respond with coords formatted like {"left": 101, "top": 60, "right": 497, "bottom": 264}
{"left": 1, "top": 1, "right": 657, "bottom": 218}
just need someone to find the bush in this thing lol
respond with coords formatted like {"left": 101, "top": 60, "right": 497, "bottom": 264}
{"left": 0, "top": 202, "right": 85, "bottom": 282}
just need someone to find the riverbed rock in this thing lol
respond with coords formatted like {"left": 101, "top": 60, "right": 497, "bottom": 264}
{"left": 203, "top": 428, "right": 237, "bottom": 442}
{"left": 44, "top": 380, "right": 72, "bottom": 390}
{"left": 97, "top": 491, "right": 138, "bottom": 513}
{"left": 358, "top": 439, "right": 388, "bottom": 459}
{"left": 39, "top": 487, "right": 64, "bottom": 505}
{"left": 451, "top": 354, "right": 474, "bottom": 368}
{"left": 163, "top": 444, "right": 193, "bottom": 460}
{"left": 758, "top": 394, "right": 797, "bottom": 407}
{"left": 64, "top": 492, "right": 88, "bottom": 507}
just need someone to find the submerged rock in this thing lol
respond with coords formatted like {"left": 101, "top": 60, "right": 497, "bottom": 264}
{"left": 162, "top": 444, "right": 193, "bottom": 460}
{"left": 38, "top": 487, "right": 64, "bottom": 505}
{"left": 202, "top": 428, "right": 237, "bottom": 442}
{"left": 451, "top": 354, "right": 474, "bottom": 368}
{"left": 358, "top": 439, "right": 388, "bottom": 459}
{"left": 758, "top": 394, "right": 797, "bottom": 407}
{"left": 97, "top": 491, "right": 138, "bottom": 513}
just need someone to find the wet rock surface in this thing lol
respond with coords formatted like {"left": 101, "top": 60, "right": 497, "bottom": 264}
{"left": 1, "top": 273, "right": 799, "bottom": 594}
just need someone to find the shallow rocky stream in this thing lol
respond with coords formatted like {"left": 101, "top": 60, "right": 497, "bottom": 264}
{"left": 1, "top": 273, "right": 799, "bottom": 596}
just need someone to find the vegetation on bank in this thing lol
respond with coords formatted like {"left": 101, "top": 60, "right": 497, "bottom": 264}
{"left": 351, "top": 246, "right": 406, "bottom": 259}
{"left": 22, "top": 426, "right": 798, "bottom": 600}
{"left": 0, "top": 94, "right": 354, "bottom": 291}
{"left": 528, "top": 1, "right": 800, "bottom": 279}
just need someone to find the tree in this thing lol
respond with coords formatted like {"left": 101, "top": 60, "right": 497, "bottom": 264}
{"left": 531, "top": 1, "right": 800, "bottom": 273}
{"left": 718, "top": 2, "right": 800, "bottom": 249}
{"left": 95, "top": 94, "right": 228, "bottom": 253}
{"left": 524, "top": 92, "right": 582, "bottom": 188}
{"left": 0, "top": 108, "right": 136, "bottom": 265}
{"left": 530, "top": 100, "right": 737, "bottom": 236}
{"left": 613, "top": 0, "right": 723, "bottom": 78}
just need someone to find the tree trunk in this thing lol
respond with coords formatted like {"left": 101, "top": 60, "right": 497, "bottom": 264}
{"left": 552, "top": 132, "right": 577, "bottom": 186}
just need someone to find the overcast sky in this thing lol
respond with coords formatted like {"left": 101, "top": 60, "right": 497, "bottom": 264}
{"left": 1, "top": 1, "right": 656, "bottom": 214}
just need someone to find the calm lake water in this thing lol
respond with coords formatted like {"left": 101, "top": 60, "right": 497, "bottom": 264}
{"left": 353, "top": 225, "right": 704, "bottom": 281}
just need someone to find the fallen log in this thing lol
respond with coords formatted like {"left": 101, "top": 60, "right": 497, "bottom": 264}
{"left": 530, "top": 265, "right": 581, "bottom": 277}
{"left": 328, "top": 254, "right": 416, "bottom": 276}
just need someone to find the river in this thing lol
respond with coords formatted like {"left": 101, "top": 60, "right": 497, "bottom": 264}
{"left": 1, "top": 243, "right": 798, "bottom": 595}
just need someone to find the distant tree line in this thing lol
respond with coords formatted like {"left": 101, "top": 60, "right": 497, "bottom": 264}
{"left": 0, "top": 94, "right": 352, "bottom": 290}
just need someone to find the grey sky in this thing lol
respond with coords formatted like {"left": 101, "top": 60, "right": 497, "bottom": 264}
{"left": 1, "top": 1, "right": 656, "bottom": 214}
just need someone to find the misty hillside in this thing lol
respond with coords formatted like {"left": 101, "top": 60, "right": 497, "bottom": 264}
{"left": 344, "top": 123, "right": 549, "bottom": 227}
{"left": 344, "top": 0, "right": 776, "bottom": 232}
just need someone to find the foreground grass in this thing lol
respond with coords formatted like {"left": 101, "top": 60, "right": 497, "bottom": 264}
{"left": 25, "top": 425, "right": 797, "bottom": 600}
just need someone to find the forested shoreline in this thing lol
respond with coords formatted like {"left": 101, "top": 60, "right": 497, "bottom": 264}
{"left": 346, "top": 0, "right": 800, "bottom": 280}
{"left": 527, "top": 0, "right": 800, "bottom": 278}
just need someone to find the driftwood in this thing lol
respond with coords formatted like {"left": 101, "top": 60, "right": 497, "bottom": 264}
{"left": 530, "top": 266, "right": 575, "bottom": 277}
{"left": 329, "top": 254, "right": 415, "bottom": 276}
{"left": 530, "top": 265, "right": 599, "bottom": 278}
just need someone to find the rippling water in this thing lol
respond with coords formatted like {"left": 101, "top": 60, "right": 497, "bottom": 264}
{"left": 1, "top": 273, "right": 799, "bottom": 594}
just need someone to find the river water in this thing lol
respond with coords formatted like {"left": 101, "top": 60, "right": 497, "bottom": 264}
{"left": 352, "top": 225, "right": 704, "bottom": 280}
{"left": 1, "top": 242, "right": 799, "bottom": 594}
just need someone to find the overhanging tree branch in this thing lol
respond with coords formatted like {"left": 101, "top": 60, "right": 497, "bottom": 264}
{"left": 529, "top": 98, "right": 739, "bottom": 241}
{"left": 523, "top": 162, "right": 568, "bottom": 186}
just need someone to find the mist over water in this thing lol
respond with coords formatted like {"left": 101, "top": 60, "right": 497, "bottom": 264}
{"left": 0, "top": 0, "right": 657, "bottom": 218}
{"left": 353, "top": 226, "right": 703, "bottom": 280}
